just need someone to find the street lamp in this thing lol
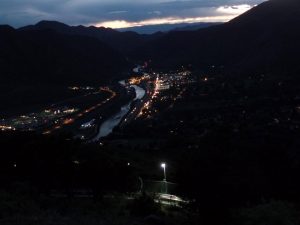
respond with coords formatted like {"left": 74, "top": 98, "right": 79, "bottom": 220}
{"left": 161, "top": 163, "right": 166, "bottom": 181}
{"left": 161, "top": 163, "right": 167, "bottom": 194}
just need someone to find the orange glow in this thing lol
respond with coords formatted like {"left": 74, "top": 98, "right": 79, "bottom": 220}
{"left": 94, "top": 15, "right": 237, "bottom": 29}
{"left": 63, "top": 118, "right": 74, "bottom": 125}
{"left": 128, "top": 76, "right": 148, "bottom": 85}
{"left": 43, "top": 130, "right": 51, "bottom": 135}
{"left": 43, "top": 87, "right": 117, "bottom": 134}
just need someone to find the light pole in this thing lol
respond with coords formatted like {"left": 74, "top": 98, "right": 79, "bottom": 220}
{"left": 161, "top": 163, "right": 166, "bottom": 181}
{"left": 161, "top": 163, "right": 167, "bottom": 194}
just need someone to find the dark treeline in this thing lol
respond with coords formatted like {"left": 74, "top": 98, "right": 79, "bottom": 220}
{"left": 175, "top": 126, "right": 300, "bottom": 224}
{"left": 0, "top": 132, "right": 137, "bottom": 196}
{"left": 2, "top": 124, "right": 300, "bottom": 224}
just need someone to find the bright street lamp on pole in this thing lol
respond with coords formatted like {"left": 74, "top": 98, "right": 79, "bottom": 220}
{"left": 161, "top": 162, "right": 167, "bottom": 194}
{"left": 161, "top": 163, "right": 166, "bottom": 181}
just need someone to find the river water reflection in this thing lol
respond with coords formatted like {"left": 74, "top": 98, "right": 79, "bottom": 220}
{"left": 91, "top": 83, "right": 145, "bottom": 141}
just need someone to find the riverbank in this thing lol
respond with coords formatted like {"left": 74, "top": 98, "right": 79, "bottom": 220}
{"left": 90, "top": 83, "right": 146, "bottom": 142}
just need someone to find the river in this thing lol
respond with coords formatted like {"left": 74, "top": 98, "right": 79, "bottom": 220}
{"left": 91, "top": 83, "right": 145, "bottom": 142}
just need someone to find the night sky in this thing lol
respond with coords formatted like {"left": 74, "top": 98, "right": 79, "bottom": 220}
{"left": 0, "top": 0, "right": 266, "bottom": 28}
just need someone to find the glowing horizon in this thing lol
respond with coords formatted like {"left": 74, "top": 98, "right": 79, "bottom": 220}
{"left": 94, "top": 16, "right": 232, "bottom": 29}
{"left": 93, "top": 4, "right": 253, "bottom": 29}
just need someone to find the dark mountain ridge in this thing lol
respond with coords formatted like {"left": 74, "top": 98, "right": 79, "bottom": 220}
{"left": 117, "top": 22, "right": 222, "bottom": 34}
{"left": 0, "top": 26, "right": 130, "bottom": 85}
{"left": 20, "top": 21, "right": 164, "bottom": 54}
{"left": 1, "top": 0, "right": 300, "bottom": 86}
{"left": 134, "top": 0, "right": 300, "bottom": 76}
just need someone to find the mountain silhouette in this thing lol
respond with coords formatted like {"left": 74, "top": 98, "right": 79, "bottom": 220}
{"left": 134, "top": 0, "right": 300, "bottom": 76}
{"left": 0, "top": 26, "right": 129, "bottom": 85}
{"left": 2, "top": 0, "right": 300, "bottom": 86}
{"left": 117, "top": 22, "right": 221, "bottom": 34}
{"left": 20, "top": 21, "right": 163, "bottom": 54}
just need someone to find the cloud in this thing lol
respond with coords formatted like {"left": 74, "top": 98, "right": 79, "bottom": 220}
{"left": 95, "top": 15, "right": 234, "bottom": 29}
{"left": 108, "top": 11, "right": 128, "bottom": 14}
{"left": 148, "top": 11, "right": 162, "bottom": 15}
{"left": 93, "top": 3, "right": 255, "bottom": 29}
{"left": 0, "top": 0, "right": 267, "bottom": 28}
{"left": 216, "top": 4, "right": 252, "bottom": 14}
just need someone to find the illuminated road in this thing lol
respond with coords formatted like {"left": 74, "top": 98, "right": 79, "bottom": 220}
{"left": 137, "top": 75, "right": 159, "bottom": 118}
{"left": 43, "top": 87, "right": 116, "bottom": 134}
{"left": 118, "top": 77, "right": 156, "bottom": 127}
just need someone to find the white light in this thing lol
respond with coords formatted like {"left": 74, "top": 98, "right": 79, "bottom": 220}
{"left": 161, "top": 163, "right": 166, "bottom": 168}
{"left": 216, "top": 4, "right": 252, "bottom": 15}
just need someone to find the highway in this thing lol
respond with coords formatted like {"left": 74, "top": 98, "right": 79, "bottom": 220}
{"left": 43, "top": 87, "right": 116, "bottom": 134}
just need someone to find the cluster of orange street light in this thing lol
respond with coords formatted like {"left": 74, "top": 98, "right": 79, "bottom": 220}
{"left": 43, "top": 87, "right": 116, "bottom": 134}
{"left": 138, "top": 76, "right": 160, "bottom": 118}
{"left": 138, "top": 74, "right": 189, "bottom": 117}
{"left": 128, "top": 76, "right": 148, "bottom": 85}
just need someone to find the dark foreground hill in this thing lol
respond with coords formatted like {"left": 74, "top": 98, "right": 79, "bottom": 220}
{"left": 0, "top": 26, "right": 129, "bottom": 85}
{"left": 135, "top": 0, "right": 300, "bottom": 76}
